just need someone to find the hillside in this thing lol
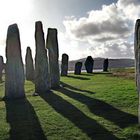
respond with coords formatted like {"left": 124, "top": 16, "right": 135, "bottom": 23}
{"left": 67, "top": 58, "right": 134, "bottom": 71}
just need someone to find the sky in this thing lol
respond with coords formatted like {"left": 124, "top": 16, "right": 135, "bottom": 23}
{"left": 0, "top": 0, "right": 139, "bottom": 62}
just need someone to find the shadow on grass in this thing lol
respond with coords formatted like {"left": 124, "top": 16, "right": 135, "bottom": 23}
{"left": 56, "top": 84, "right": 138, "bottom": 129}
{"left": 39, "top": 91, "right": 119, "bottom": 140}
{"left": 0, "top": 81, "right": 5, "bottom": 84}
{"left": 80, "top": 72, "right": 112, "bottom": 76}
{"left": 93, "top": 72, "right": 112, "bottom": 75}
{"left": 67, "top": 75, "right": 90, "bottom": 80}
{"left": 60, "top": 81, "right": 95, "bottom": 94}
{"left": 80, "top": 73, "right": 94, "bottom": 76}
{"left": 5, "top": 98, "right": 47, "bottom": 140}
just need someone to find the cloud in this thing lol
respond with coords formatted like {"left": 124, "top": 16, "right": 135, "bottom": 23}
{"left": 118, "top": 0, "right": 140, "bottom": 7}
{"left": 62, "top": 0, "right": 140, "bottom": 59}
{"left": 102, "top": 42, "right": 134, "bottom": 58}
{"left": 85, "top": 41, "right": 134, "bottom": 59}
{"left": 58, "top": 32, "right": 90, "bottom": 60}
{"left": 118, "top": 0, "right": 140, "bottom": 21}
{"left": 63, "top": 1, "right": 137, "bottom": 42}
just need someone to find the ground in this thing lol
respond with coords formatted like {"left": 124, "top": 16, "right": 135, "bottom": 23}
{"left": 0, "top": 69, "right": 139, "bottom": 140}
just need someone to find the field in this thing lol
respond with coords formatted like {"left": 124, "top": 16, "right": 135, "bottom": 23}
{"left": 0, "top": 69, "right": 139, "bottom": 140}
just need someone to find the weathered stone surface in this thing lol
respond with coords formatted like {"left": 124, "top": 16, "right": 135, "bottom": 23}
{"left": 103, "top": 58, "right": 109, "bottom": 72}
{"left": 134, "top": 19, "right": 140, "bottom": 124}
{"left": 3, "top": 63, "right": 6, "bottom": 74}
{"left": 46, "top": 28, "right": 60, "bottom": 88}
{"left": 35, "top": 21, "right": 50, "bottom": 93}
{"left": 25, "top": 47, "right": 34, "bottom": 81}
{"left": 0, "top": 56, "right": 4, "bottom": 82}
{"left": 74, "top": 62, "right": 82, "bottom": 75}
{"left": 5, "top": 24, "right": 25, "bottom": 99}
{"left": 61, "top": 53, "right": 69, "bottom": 76}
{"left": 84, "top": 56, "right": 94, "bottom": 73}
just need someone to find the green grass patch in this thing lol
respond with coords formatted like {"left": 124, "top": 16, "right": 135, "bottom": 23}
{"left": 0, "top": 72, "right": 139, "bottom": 140}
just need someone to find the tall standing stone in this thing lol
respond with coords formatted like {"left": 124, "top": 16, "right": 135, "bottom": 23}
{"left": 25, "top": 47, "right": 34, "bottom": 81}
{"left": 0, "top": 56, "right": 4, "bottom": 82}
{"left": 35, "top": 21, "right": 50, "bottom": 93}
{"left": 103, "top": 58, "right": 109, "bottom": 72}
{"left": 61, "top": 53, "right": 69, "bottom": 76}
{"left": 5, "top": 24, "right": 25, "bottom": 99}
{"left": 46, "top": 28, "right": 60, "bottom": 88}
{"left": 84, "top": 56, "right": 94, "bottom": 73}
{"left": 134, "top": 19, "right": 140, "bottom": 124}
{"left": 74, "top": 62, "right": 82, "bottom": 75}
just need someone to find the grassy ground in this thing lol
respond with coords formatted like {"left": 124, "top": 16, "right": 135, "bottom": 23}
{"left": 110, "top": 67, "right": 135, "bottom": 80}
{"left": 0, "top": 70, "right": 139, "bottom": 140}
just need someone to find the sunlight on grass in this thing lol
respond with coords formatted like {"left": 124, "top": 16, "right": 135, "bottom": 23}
{"left": 0, "top": 72, "right": 139, "bottom": 140}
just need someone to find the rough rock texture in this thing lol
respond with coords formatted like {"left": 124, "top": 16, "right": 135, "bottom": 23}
{"left": 84, "top": 56, "right": 94, "bottom": 73}
{"left": 74, "top": 62, "right": 82, "bottom": 75}
{"left": 35, "top": 21, "right": 50, "bottom": 93}
{"left": 134, "top": 19, "right": 140, "bottom": 124}
{"left": 61, "top": 53, "right": 69, "bottom": 76}
{"left": 0, "top": 56, "right": 4, "bottom": 82}
{"left": 103, "top": 58, "right": 109, "bottom": 72}
{"left": 25, "top": 47, "right": 34, "bottom": 81}
{"left": 46, "top": 28, "right": 60, "bottom": 88}
{"left": 5, "top": 24, "right": 25, "bottom": 99}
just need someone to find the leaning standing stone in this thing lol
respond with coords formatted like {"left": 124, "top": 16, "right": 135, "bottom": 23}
{"left": 46, "top": 28, "right": 60, "bottom": 88}
{"left": 35, "top": 21, "right": 50, "bottom": 93}
{"left": 134, "top": 19, "right": 140, "bottom": 124}
{"left": 61, "top": 53, "right": 69, "bottom": 76}
{"left": 5, "top": 24, "right": 25, "bottom": 99}
{"left": 84, "top": 56, "right": 94, "bottom": 73}
{"left": 25, "top": 47, "right": 34, "bottom": 81}
{"left": 74, "top": 62, "right": 82, "bottom": 75}
{"left": 0, "top": 56, "right": 4, "bottom": 82}
{"left": 103, "top": 58, "right": 109, "bottom": 72}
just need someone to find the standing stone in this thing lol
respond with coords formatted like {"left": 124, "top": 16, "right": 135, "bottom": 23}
{"left": 46, "top": 28, "right": 60, "bottom": 88}
{"left": 134, "top": 19, "right": 140, "bottom": 124}
{"left": 0, "top": 56, "right": 4, "bottom": 82}
{"left": 74, "top": 62, "right": 82, "bottom": 75}
{"left": 35, "top": 21, "right": 50, "bottom": 93}
{"left": 103, "top": 58, "right": 109, "bottom": 72}
{"left": 3, "top": 63, "right": 6, "bottom": 74}
{"left": 84, "top": 56, "right": 94, "bottom": 73}
{"left": 5, "top": 24, "right": 25, "bottom": 99}
{"left": 61, "top": 53, "right": 69, "bottom": 76}
{"left": 25, "top": 47, "right": 34, "bottom": 81}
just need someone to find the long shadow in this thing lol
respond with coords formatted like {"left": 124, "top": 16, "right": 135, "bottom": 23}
{"left": 39, "top": 91, "right": 119, "bottom": 140}
{"left": 93, "top": 72, "right": 112, "bottom": 75}
{"left": 56, "top": 85, "right": 138, "bottom": 129}
{"left": 81, "top": 72, "right": 112, "bottom": 76}
{"left": 60, "top": 81, "right": 95, "bottom": 94}
{"left": 67, "top": 75, "right": 90, "bottom": 80}
{"left": 5, "top": 98, "right": 47, "bottom": 140}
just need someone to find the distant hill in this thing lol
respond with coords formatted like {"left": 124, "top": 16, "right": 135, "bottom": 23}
{"left": 66, "top": 58, "right": 134, "bottom": 71}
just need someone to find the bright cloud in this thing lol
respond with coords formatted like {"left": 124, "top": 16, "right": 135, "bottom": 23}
{"left": 0, "top": 0, "right": 139, "bottom": 62}
{"left": 62, "top": 0, "right": 140, "bottom": 59}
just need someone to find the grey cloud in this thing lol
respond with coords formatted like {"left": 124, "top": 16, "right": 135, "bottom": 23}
{"left": 71, "top": 18, "right": 130, "bottom": 39}
{"left": 93, "top": 36, "right": 116, "bottom": 42}
{"left": 64, "top": 1, "right": 133, "bottom": 43}
{"left": 103, "top": 42, "right": 134, "bottom": 58}
{"left": 88, "top": 42, "right": 134, "bottom": 58}
{"left": 93, "top": 34, "right": 129, "bottom": 42}
{"left": 118, "top": 0, "right": 140, "bottom": 6}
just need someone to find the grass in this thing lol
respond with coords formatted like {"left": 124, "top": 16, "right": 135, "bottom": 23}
{"left": 110, "top": 67, "right": 135, "bottom": 80}
{"left": 0, "top": 70, "right": 139, "bottom": 140}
